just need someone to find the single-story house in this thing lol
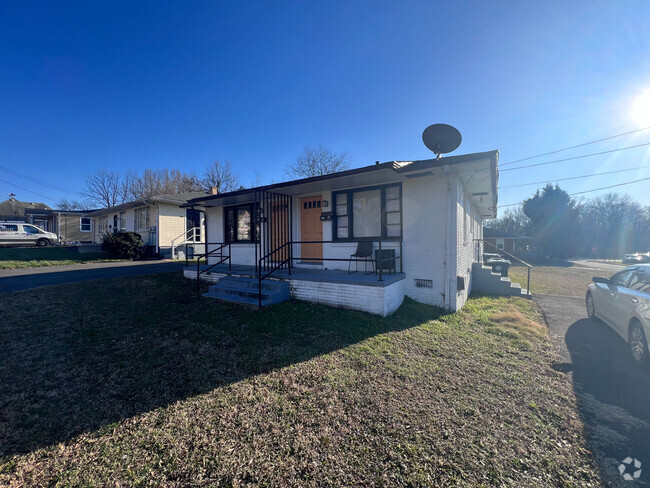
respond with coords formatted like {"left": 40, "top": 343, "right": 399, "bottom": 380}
{"left": 183, "top": 150, "right": 501, "bottom": 315}
{"left": 483, "top": 228, "right": 530, "bottom": 254}
{"left": 87, "top": 191, "right": 211, "bottom": 257}
{"left": 0, "top": 197, "right": 52, "bottom": 223}
{"left": 24, "top": 208, "right": 96, "bottom": 243}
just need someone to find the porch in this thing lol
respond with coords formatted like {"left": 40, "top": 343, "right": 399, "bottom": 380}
{"left": 184, "top": 264, "right": 406, "bottom": 316}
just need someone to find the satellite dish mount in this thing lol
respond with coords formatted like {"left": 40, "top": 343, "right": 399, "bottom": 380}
{"left": 422, "top": 124, "right": 462, "bottom": 159}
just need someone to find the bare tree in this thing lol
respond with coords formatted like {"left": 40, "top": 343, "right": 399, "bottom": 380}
{"left": 202, "top": 160, "right": 239, "bottom": 193}
{"left": 286, "top": 144, "right": 351, "bottom": 179}
{"left": 83, "top": 170, "right": 131, "bottom": 208}
{"left": 57, "top": 199, "right": 92, "bottom": 211}
{"left": 130, "top": 168, "right": 203, "bottom": 200}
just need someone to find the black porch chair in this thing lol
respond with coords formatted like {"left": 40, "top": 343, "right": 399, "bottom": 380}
{"left": 348, "top": 241, "right": 375, "bottom": 274}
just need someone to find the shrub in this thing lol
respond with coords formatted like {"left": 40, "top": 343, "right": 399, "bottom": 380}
{"left": 101, "top": 231, "right": 146, "bottom": 260}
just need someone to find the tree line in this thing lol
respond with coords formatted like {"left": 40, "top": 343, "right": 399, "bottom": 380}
{"left": 59, "top": 145, "right": 350, "bottom": 210}
{"left": 488, "top": 183, "right": 650, "bottom": 259}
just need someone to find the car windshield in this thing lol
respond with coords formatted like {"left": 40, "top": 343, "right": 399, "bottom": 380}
{"left": 23, "top": 226, "right": 40, "bottom": 234}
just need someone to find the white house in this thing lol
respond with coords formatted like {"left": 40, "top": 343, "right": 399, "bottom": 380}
{"left": 183, "top": 150, "right": 502, "bottom": 315}
{"left": 87, "top": 191, "right": 209, "bottom": 258}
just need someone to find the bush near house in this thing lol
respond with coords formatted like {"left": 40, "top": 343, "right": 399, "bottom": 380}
{"left": 101, "top": 231, "right": 145, "bottom": 260}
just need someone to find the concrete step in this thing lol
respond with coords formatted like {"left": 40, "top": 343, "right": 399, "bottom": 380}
{"left": 204, "top": 276, "right": 289, "bottom": 307}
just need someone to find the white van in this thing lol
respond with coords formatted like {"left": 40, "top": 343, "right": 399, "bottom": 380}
{"left": 0, "top": 222, "right": 59, "bottom": 247}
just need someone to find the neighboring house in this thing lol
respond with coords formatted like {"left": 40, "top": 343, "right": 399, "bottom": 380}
{"left": 24, "top": 208, "right": 95, "bottom": 243}
{"left": 86, "top": 191, "right": 210, "bottom": 257}
{"left": 0, "top": 197, "right": 51, "bottom": 224}
{"left": 483, "top": 227, "right": 529, "bottom": 254}
{"left": 183, "top": 150, "right": 500, "bottom": 315}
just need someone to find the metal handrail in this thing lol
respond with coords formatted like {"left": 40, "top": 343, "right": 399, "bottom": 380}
{"left": 194, "top": 242, "right": 231, "bottom": 292}
{"left": 476, "top": 238, "right": 532, "bottom": 296}
{"left": 256, "top": 238, "right": 403, "bottom": 308}
{"left": 172, "top": 226, "right": 203, "bottom": 259}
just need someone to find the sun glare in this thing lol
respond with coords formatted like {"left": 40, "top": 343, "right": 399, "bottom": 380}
{"left": 632, "top": 89, "right": 650, "bottom": 127}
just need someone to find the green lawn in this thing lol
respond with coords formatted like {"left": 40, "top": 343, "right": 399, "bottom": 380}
{"left": 509, "top": 264, "right": 599, "bottom": 297}
{"left": 0, "top": 246, "right": 122, "bottom": 269}
{"left": 0, "top": 274, "right": 600, "bottom": 486}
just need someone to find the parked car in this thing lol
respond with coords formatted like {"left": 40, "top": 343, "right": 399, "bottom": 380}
{"left": 0, "top": 221, "right": 58, "bottom": 247}
{"left": 623, "top": 253, "right": 643, "bottom": 264}
{"left": 586, "top": 264, "right": 650, "bottom": 365}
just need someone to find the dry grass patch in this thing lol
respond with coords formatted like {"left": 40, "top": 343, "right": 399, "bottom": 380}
{"left": 0, "top": 274, "right": 601, "bottom": 487}
{"left": 509, "top": 265, "right": 600, "bottom": 297}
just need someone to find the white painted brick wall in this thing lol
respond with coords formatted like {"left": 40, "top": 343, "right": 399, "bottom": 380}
{"left": 401, "top": 173, "right": 448, "bottom": 308}
{"left": 289, "top": 278, "right": 404, "bottom": 316}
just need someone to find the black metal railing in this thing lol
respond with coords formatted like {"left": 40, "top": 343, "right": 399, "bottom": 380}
{"left": 476, "top": 238, "right": 532, "bottom": 296}
{"left": 256, "top": 238, "right": 403, "bottom": 308}
{"left": 193, "top": 242, "right": 231, "bottom": 292}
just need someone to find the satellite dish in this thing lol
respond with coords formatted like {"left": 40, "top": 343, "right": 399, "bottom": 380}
{"left": 422, "top": 124, "right": 462, "bottom": 158}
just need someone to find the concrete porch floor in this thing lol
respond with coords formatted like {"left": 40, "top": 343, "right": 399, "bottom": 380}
{"left": 186, "top": 263, "right": 405, "bottom": 287}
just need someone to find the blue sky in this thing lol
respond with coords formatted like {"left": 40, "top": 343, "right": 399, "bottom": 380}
{"left": 1, "top": 1, "right": 650, "bottom": 213}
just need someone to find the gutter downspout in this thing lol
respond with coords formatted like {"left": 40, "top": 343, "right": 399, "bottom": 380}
{"left": 155, "top": 204, "right": 160, "bottom": 257}
{"left": 442, "top": 164, "right": 451, "bottom": 310}
{"left": 443, "top": 164, "right": 452, "bottom": 310}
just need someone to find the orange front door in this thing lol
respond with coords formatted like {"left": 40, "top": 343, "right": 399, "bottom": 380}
{"left": 300, "top": 196, "right": 323, "bottom": 262}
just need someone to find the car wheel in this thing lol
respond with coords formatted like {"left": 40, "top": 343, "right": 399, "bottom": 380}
{"left": 586, "top": 292, "right": 597, "bottom": 319}
{"left": 629, "top": 320, "right": 649, "bottom": 366}
{"left": 36, "top": 238, "right": 49, "bottom": 247}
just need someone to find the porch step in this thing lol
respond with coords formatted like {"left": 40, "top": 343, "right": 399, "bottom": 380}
{"left": 203, "top": 276, "right": 289, "bottom": 307}
{"left": 471, "top": 262, "right": 525, "bottom": 297}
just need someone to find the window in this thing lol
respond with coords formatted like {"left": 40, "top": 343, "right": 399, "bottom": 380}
{"left": 353, "top": 189, "right": 381, "bottom": 237}
{"left": 24, "top": 225, "right": 40, "bottom": 234}
{"left": 98, "top": 216, "right": 107, "bottom": 234}
{"left": 628, "top": 271, "right": 650, "bottom": 294}
{"left": 0, "top": 224, "right": 18, "bottom": 232}
{"left": 225, "top": 204, "right": 256, "bottom": 243}
{"left": 333, "top": 184, "right": 401, "bottom": 240}
{"left": 610, "top": 269, "right": 637, "bottom": 287}
{"left": 135, "top": 207, "right": 150, "bottom": 230}
{"left": 80, "top": 218, "right": 92, "bottom": 232}
{"left": 119, "top": 212, "right": 126, "bottom": 230}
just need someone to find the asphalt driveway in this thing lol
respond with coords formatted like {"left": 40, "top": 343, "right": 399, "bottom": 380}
{"left": 536, "top": 294, "right": 650, "bottom": 486}
{"left": 0, "top": 260, "right": 185, "bottom": 293}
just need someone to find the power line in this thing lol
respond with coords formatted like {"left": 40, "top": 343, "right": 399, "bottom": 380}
{"left": 499, "top": 141, "right": 650, "bottom": 172}
{"left": 497, "top": 176, "right": 650, "bottom": 209}
{"left": 499, "top": 164, "right": 650, "bottom": 189}
{"left": 0, "top": 164, "right": 84, "bottom": 196}
{"left": 0, "top": 177, "right": 61, "bottom": 203}
{"left": 499, "top": 125, "right": 650, "bottom": 167}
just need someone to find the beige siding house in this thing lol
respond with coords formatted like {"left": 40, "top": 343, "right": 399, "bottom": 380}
{"left": 87, "top": 191, "right": 208, "bottom": 257}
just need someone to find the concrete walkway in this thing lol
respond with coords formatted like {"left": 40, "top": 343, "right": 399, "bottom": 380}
{"left": 535, "top": 294, "right": 650, "bottom": 486}
{"left": 0, "top": 260, "right": 185, "bottom": 293}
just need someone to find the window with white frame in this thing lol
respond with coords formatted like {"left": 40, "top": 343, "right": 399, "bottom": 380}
{"left": 97, "top": 216, "right": 107, "bottom": 234}
{"left": 80, "top": 217, "right": 92, "bottom": 232}
{"left": 333, "top": 183, "right": 402, "bottom": 240}
{"left": 119, "top": 211, "right": 126, "bottom": 230}
{"left": 135, "top": 207, "right": 150, "bottom": 230}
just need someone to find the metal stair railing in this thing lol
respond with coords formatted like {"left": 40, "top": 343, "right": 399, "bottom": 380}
{"left": 171, "top": 226, "right": 202, "bottom": 259}
{"left": 194, "top": 242, "right": 231, "bottom": 292}
{"left": 476, "top": 238, "right": 533, "bottom": 296}
{"left": 256, "top": 238, "right": 403, "bottom": 308}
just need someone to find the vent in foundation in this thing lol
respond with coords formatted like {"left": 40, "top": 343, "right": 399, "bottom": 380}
{"left": 414, "top": 278, "right": 433, "bottom": 288}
